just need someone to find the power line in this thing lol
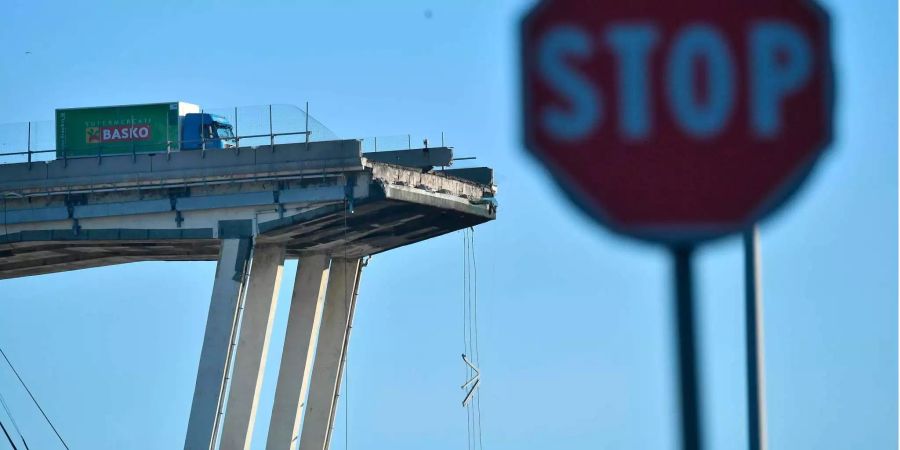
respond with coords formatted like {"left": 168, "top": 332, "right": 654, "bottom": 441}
{"left": 0, "top": 418, "right": 18, "bottom": 450}
{"left": 0, "top": 347, "right": 69, "bottom": 450}
{"left": 0, "top": 391, "right": 28, "bottom": 450}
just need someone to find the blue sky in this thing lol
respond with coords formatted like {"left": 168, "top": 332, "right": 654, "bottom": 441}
{"left": 0, "top": 1, "right": 895, "bottom": 449}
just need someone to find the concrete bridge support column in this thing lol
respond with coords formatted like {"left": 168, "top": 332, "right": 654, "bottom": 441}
{"left": 184, "top": 237, "right": 253, "bottom": 450}
{"left": 298, "top": 258, "right": 362, "bottom": 450}
{"left": 265, "top": 255, "right": 332, "bottom": 450}
{"left": 220, "top": 244, "right": 287, "bottom": 450}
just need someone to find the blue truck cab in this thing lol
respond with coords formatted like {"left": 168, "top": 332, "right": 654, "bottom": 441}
{"left": 181, "top": 113, "right": 234, "bottom": 150}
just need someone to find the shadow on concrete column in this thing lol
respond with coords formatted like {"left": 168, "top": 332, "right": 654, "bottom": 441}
{"left": 266, "top": 254, "right": 332, "bottom": 450}
{"left": 184, "top": 237, "right": 252, "bottom": 450}
{"left": 220, "top": 244, "right": 287, "bottom": 450}
{"left": 298, "top": 258, "right": 361, "bottom": 450}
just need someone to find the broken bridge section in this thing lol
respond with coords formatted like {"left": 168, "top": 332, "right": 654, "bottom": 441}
{"left": 0, "top": 139, "right": 497, "bottom": 450}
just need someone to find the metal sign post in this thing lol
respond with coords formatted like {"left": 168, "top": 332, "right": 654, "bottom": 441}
{"left": 672, "top": 245, "right": 702, "bottom": 450}
{"left": 744, "top": 227, "right": 767, "bottom": 450}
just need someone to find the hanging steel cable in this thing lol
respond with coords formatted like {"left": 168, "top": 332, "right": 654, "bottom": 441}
{"left": 462, "top": 229, "right": 473, "bottom": 450}
{"left": 0, "top": 347, "right": 68, "bottom": 450}
{"left": 461, "top": 228, "right": 484, "bottom": 450}
{"left": 469, "top": 229, "right": 484, "bottom": 450}
{"left": 344, "top": 198, "right": 351, "bottom": 450}
{"left": 323, "top": 193, "right": 359, "bottom": 450}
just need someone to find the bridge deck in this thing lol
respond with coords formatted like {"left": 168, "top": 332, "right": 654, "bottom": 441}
{"left": 0, "top": 140, "right": 496, "bottom": 279}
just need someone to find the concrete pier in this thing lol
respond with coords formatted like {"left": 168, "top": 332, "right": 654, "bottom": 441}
{"left": 265, "top": 255, "right": 332, "bottom": 450}
{"left": 298, "top": 258, "right": 361, "bottom": 450}
{"left": 220, "top": 244, "right": 287, "bottom": 450}
{"left": 184, "top": 237, "right": 252, "bottom": 450}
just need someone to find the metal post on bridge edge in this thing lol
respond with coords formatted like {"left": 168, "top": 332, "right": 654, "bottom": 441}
{"left": 269, "top": 104, "right": 275, "bottom": 151}
{"left": 671, "top": 244, "right": 702, "bottom": 450}
{"left": 234, "top": 106, "right": 240, "bottom": 155}
{"left": 166, "top": 118, "right": 172, "bottom": 161}
{"left": 26, "top": 121, "right": 32, "bottom": 169}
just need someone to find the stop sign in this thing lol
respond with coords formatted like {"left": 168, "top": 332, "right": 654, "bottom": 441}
{"left": 521, "top": 0, "right": 834, "bottom": 243}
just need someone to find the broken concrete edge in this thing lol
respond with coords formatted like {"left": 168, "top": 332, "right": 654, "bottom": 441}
{"left": 436, "top": 167, "right": 494, "bottom": 186}
{"left": 363, "top": 147, "right": 453, "bottom": 169}
{"left": 253, "top": 177, "right": 495, "bottom": 240}
{"left": 368, "top": 162, "right": 496, "bottom": 197}
{"left": 378, "top": 182, "right": 496, "bottom": 218}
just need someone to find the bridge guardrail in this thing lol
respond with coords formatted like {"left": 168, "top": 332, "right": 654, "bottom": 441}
{"left": 0, "top": 104, "right": 445, "bottom": 164}
{"left": 359, "top": 132, "right": 447, "bottom": 153}
{"left": 0, "top": 104, "right": 448, "bottom": 166}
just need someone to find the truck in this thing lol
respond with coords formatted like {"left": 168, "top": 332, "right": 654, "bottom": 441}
{"left": 55, "top": 102, "right": 234, "bottom": 158}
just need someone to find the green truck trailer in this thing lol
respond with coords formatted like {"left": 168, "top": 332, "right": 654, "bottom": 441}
{"left": 55, "top": 102, "right": 234, "bottom": 158}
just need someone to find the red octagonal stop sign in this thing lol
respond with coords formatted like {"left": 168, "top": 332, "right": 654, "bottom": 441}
{"left": 521, "top": 0, "right": 834, "bottom": 243}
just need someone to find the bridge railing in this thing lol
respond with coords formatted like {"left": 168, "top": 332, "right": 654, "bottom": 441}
{"left": 0, "top": 104, "right": 449, "bottom": 165}
{"left": 359, "top": 132, "right": 448, "bottom": 153}
{"left": 0, "top": 120, "right": 56, "bottom": 165}
{"left": 0, "top": 104, "right": 341, "bottom": 165}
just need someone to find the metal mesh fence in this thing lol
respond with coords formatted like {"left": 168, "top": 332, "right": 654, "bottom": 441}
{"left": 0, "top": 120, "right": 55, "bottom": 164}
{"left": 0, "top": 104, "right": 444, "bottom": 164}
{"left": 203, "top": 104, "right": 339, "bottom": 148}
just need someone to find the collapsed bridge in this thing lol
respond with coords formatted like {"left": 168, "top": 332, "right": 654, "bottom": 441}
{"left": 0, "top": 139, "right": 497, "bottom": 450}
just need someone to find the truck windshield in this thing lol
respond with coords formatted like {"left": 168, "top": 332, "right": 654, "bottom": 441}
{"left": 216, "top": 124, "right": 234, "bottom": 139}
